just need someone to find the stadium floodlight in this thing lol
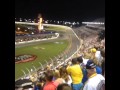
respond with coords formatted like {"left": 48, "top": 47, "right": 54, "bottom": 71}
{"left": 102, "top": 22, "right": 104, "bottom": 24}
{"left": 17, "top": 27, "right": 20, "bottom": 30}
{"left": 30, "top": 68, "right": 33, "bottom": 72}
{"left": 45, "top": 21, "right": 48, "bottom": 23}
{"left": 31, "top": 32, "right": 34, "bottom": 34}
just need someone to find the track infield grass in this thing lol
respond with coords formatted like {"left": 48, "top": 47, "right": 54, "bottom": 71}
{"left": 15, "top": 40, "right": 69, "bottom": 80}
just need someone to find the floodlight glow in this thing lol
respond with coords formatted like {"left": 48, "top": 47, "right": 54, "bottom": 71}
{"left": 72, "top": 23, "right": 75, "bottom": 25}
{"left": 45, "top": 21, "right": 48, "bottom": 23}
{"left": 17, "top": 27, "right": 20, "bottom": 30}
{"left": 31, "top": 32, "right": 34, "bottom": 34}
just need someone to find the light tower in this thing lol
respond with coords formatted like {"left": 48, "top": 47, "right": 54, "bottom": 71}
{"left": 38, "top": 14, "right": 43, "bottom": 33}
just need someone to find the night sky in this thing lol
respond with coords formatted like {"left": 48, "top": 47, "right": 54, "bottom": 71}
{"left": 15, "top": 0, "right": 105, "bottom": 21}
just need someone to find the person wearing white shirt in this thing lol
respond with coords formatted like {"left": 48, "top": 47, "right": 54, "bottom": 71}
{"left": 83, "top": 60, "right": 105, "bottom": 90}
{"left": 95, "top": 50, "right": 103, "bottom": 64}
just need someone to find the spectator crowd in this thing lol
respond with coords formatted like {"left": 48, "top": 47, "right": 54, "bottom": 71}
{"left": 15, "top": 25, "right": 105, "bottom": 90}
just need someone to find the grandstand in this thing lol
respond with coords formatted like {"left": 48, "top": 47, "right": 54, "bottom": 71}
{"left": 83, "top": 18, "right": 105, "bottom": 30}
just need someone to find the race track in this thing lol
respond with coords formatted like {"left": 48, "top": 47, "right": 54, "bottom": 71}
{"left": 15, "top": 24, "right": 80, "bottom": 60}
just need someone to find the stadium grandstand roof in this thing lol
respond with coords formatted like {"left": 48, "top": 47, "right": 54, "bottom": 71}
{"left": 93, "top": 18, "right": 105, "bottom": 22}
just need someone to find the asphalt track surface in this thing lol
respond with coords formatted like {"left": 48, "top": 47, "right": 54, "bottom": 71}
{"left": 15, "top": 25, "right": 80, "bottom": 61}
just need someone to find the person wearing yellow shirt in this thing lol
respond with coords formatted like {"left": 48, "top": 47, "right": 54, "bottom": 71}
{"left": 66, "top": 58, "right": 83, "bottom": 90}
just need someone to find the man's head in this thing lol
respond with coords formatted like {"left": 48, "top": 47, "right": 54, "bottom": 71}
{"left": 72, "top": 58, "right": 78, "bottom": 64}
{"left": 57, "top": 83, "right": 72, "bottom": 90}
{"left": 86, "top": 60, "right": 96, "bottom": 75}
{"left": 39, "top": 74, "right": 46, "bottom": 82}
{"left": 59, "top": 66, "right": 67, "bottom": 78}
{"left": 54, "top": 70, "right": 60, "bottom": 79}
{"left": 67, "top": 61, "right": 72, "bottom": 66}
{"left": 101, "top": 49, "right": 105, "bottom": 58}
{"left": 77, "top": 56, "right": 83, "bottom": 64}
{"left": 86, "top": 60, "right": 96, "bottom": 69}
{"left": 44, "top": 71, "right": 54, "bottom": 82}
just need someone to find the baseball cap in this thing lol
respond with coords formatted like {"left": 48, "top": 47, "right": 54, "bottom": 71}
{"left": 90, "top": 48, "right": 96, "bottom": 53}
{"left": 86, "top": 60, "right": 96, "bottom": 69}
